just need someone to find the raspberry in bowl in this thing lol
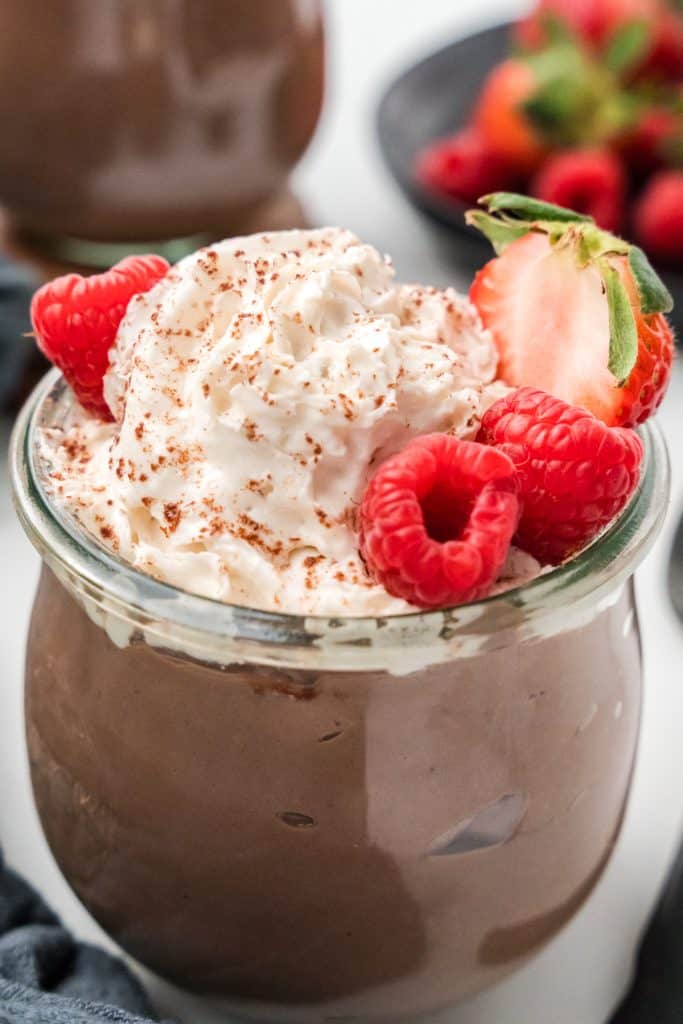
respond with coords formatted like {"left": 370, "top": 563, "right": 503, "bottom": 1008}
{"left": 11, "top": 198, "right": 672, "bottom": 1020}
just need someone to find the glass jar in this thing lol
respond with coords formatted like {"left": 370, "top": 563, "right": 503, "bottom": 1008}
{"left": 10, "top": 372, "right": 670, "bottom": 1022}
{"left": 0, "top": 0, "right": 324, "bottom": 265}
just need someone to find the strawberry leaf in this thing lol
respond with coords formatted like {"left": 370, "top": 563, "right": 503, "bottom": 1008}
{"left": 480, "top": 192, "right": 593, "bottom": 223}
{"left": 601, "top": 263, "right": 638, "bottom": 384}
{"left": 533, "top": 11, "right": 579, "bottom": 46}
{"left": 629, "top": 246, "right": 674, "bottom": 314}
{"left": 470, "top": 196, "right": 674, "bottom": 324}
{"left": 604, "top": 20, "right": 651, "bottom": 75}
{"left": 465, "top": 211, "right": 531, "bottom": 253}
{"left": 523, "top": 75, "right": 599, "bottom": 146}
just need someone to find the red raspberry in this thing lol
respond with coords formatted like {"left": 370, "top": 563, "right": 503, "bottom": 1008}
{"left": 478, "top": 387, "right": 644, "bottom": 564}
{"left": 634, "top": 170, "right": 683, "bottom": 267}
{"left": 616, "top": 108, "right": 680, "bottom": 179}
{"left": 359, "top": 435, "right": 520, "bottom": 609}
{"left": 640, "top": 9, "right": 683, "bottom": 81}
{"left": 31, "top": 254, "right": 170, "bottom": 419}
{"left": 531, "top": 149, "right": 626, "bottom": 233}
{"left": 416, "top": 128, "right": 516, "bottom": 205}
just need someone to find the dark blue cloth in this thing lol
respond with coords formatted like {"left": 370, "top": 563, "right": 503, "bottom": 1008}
{"left": 611, "top": 838, "right": 683, "bottom": 1023}
{"left": 0, "top": 849, "right": 158, "bottom": 1023}
{"left": 0, "top": 258, "right": 35, "bottom": 410}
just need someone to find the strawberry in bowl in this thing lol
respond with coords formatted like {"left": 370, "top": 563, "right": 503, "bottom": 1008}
{"left": 402, "top": 0, "right": 683, "bottom": 308}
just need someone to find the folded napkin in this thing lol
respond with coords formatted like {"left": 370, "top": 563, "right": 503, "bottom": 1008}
{"left": 0, "top": 848, "right": 158, "bottom": 1023}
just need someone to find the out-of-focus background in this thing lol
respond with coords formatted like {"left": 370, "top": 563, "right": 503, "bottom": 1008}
{"left": 1, "top": 2, "right": 683, "bottom": 1022}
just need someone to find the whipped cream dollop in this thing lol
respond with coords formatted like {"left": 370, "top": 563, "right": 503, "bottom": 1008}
{"left": 41, "top": 227, "right": 520, "bottom": 616}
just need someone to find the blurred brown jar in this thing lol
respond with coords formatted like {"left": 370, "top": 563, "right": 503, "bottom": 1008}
{"left": 0, "top": 0, "right": 324, "bottom": 251}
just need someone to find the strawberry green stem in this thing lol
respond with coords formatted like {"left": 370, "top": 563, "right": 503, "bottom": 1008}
{"left": 599, "top": 260, "right": 638, "bottom": 384}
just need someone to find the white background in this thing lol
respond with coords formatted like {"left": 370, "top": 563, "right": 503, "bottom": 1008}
{"left": 2, "top": 1, "right": 683, "bottom": 1022}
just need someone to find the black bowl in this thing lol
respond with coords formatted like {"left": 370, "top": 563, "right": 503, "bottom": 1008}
{"left": 377, "top": 22, "right": 683, "bottom": 326}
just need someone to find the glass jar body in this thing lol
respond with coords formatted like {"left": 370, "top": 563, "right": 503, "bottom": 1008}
{"left": 25, "top": 564, "right": 642, "bottom": 1020}
{"left": 0, "top": 0, "right": 323, "bottom": 248}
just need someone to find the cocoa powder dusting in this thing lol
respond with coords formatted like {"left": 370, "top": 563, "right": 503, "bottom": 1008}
{"left": 163, "top": 502, "right": 182, "bottom": 534}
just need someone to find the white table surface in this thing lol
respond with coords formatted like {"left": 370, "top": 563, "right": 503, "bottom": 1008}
{"left": 2, "top": 2, "right": 683, "bottom": 1022}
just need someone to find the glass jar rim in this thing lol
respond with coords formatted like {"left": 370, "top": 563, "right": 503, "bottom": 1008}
{"left": 10, "top": 371, "right": 671, "bottom": 672}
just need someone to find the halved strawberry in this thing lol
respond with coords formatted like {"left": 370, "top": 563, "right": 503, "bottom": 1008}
{"left": 467, "top": 193, "right": 674, "bottom": 427}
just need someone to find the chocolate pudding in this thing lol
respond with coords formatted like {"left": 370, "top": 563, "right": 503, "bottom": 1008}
{"left": 25, "top": 565, "right": 640, "bottom": 1019}
{"left": 10, "top": 223, "right": 672, "bottom": 1020}
{"left": 0, "top": 1, "right": 323, "bottom": 248}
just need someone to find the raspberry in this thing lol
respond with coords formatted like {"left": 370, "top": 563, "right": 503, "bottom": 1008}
{"left": 531, "top": 149, "right": 626, "bottom": 233}
{"left": 31, "top": 254, "right": 170, "bottom": 419}
{"left": 416, "top": 128, "right": 516, "bottom": 205}
{"left": 359, "top": 435, "right": 520, "bottom": 609}
{"left": 640, "top": 9, "right": 683, "bottom": 81}
{"left": 478, "top": 387, "right": 644, "bottom": 564}
{"left": 634, "top": 170, "right": 683, "bottom": 267}
{"left": 616, "top": 108, "right": 680, "bottom": 179}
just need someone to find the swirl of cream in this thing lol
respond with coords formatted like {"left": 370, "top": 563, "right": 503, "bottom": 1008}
{"left": 42, "top": 228, "right": 511, "bottom": 615}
